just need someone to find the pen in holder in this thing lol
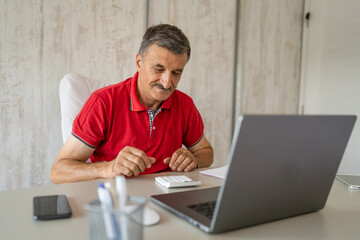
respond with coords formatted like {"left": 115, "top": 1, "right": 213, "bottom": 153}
{"left": 85, "top": 196, "right": 146, "bottom": 240}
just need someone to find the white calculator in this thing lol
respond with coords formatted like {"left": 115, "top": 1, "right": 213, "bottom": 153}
{"left": 155, "top": 175, "right": 202, "bottom": 188}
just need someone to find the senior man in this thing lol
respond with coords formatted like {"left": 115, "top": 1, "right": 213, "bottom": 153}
{"left": 50, "top": 24, "right": 213, "bottom": 184}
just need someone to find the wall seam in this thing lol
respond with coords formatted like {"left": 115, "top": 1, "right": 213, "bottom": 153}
{"left": 231, "top": 0, "right": 241, "bottom": 137}
{"left": 144, "top": 0, "right": 149, "bottom": 31}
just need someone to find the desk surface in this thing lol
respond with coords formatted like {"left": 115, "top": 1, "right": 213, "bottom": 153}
{"left": 1, "top": 170, "right": 360, "bottom": 240}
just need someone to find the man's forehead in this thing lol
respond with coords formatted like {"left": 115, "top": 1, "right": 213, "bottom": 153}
{"left": 144, "top": 45, "right": 187, "bottom": 68}
{"left": 145, "top": 44, "right": 186, "bottom": 58}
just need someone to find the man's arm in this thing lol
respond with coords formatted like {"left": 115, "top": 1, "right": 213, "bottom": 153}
{"left": 50, "top": 135, "right": 155, "bottom": 184}
{"left": 163, "top": 135, "right": 214, "bottom": 172}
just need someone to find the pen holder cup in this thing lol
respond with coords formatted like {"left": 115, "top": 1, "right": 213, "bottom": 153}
{"left": 85, "top": 195, "right": 146, "bottom": 240}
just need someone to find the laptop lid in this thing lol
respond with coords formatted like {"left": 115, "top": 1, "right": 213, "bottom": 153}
{"left": 151, "top": 115, "right": 356, "bottom": 233}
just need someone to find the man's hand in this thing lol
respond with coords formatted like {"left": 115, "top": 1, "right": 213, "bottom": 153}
{"left": 163, "top": 136, "right": 214, "bottom": 173}
{"left": 111, "top": 146, "right": 156, "bottom": 177}
{"left": 163, "top": 148, "right": 198, "bottom": 172}
{"left": 50, "top": 135, "right": 158, "bottom": 184}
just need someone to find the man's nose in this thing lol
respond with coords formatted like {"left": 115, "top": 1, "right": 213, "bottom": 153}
{"left": 160, "top": 72, "right": 172, "bottom": 89}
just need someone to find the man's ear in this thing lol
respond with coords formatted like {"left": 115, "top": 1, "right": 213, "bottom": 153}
{"left": 136, "top": 53, "right": 142, "bottom": 71}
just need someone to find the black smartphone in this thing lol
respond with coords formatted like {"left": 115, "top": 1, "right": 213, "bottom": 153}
{"left": 33, "top": 194, "right": 72, "bottom": 220}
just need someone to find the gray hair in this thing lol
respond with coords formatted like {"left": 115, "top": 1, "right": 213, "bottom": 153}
{"left": 138, "top": 24, "right": 191, "bottom": 61}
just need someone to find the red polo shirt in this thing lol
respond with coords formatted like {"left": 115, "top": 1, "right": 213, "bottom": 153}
{"left": 72, "top": 72, "right": 204, "bottom": 174}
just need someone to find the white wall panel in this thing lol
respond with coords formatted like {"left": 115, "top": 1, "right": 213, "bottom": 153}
{"left": 300, "top": 0, "right": 360, "bottom": 174}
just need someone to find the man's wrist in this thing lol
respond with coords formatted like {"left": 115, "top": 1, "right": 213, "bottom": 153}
{"left": 100, "top": 160, "right": 115, "bottom": 179}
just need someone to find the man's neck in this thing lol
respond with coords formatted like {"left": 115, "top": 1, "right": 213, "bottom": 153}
{"left": 136, "top": 88, "right": 162, "bottom": 112}
{"left": 147, "top": 102, "right": 162, "bottom": 112}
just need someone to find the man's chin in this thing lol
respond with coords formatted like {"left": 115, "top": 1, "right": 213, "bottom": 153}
{"left": 152, "top": 91, "right": 172, "bottom": 102}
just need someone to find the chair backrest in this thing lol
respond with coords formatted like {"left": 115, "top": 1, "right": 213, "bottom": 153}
{"left": 59, "top": 73, "right": 107, "bottom": 143}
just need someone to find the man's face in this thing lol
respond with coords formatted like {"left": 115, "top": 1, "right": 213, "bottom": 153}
{"left": 136, "top": 44, "right": 188, "bottom": 108}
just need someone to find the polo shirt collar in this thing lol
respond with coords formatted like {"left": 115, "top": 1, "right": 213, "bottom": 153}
{"left": 130, "top": 72, "right": 172, "bottom": 111}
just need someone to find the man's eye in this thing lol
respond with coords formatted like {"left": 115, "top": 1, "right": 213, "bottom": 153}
{"left": 155, "top": 68, "right": 163, "bottom": 72}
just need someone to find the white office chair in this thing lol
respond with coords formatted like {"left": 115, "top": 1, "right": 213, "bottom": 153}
{"left": 59, "top": 73, "right": 109, "bottom": 143}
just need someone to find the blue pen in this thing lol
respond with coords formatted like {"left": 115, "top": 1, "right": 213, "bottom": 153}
{"left": 98, "top": 182, "right": 121, "bottom": 240}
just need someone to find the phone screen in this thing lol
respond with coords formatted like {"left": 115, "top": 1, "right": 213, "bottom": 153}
{"left": 33, "top": 195, "right": 72, "bottom": 220}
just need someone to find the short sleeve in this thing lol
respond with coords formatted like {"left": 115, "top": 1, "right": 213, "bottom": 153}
{"left": 182, "top": 100, "right": 204, "bottom": 148}
{"left": 72, "top": 93, "right": 107, "bottom": 148}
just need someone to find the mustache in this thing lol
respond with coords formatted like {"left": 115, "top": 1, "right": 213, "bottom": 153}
{"left": 151, "top": 83, "right": 173, "bottom": 91}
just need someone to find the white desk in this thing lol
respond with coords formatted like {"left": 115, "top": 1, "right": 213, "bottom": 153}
{"left": 0, "top": 171, "right": 359, "bottom": 240}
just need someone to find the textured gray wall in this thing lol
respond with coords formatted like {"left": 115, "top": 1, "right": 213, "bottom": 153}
{"left": 238, "top": 0, "right": 303, "bottom": 115}
{"left": 0, "top": 0, "right": 146, "bottom": 190}
{"left": 0, "top": 0, "right": 304, "bottom": 190}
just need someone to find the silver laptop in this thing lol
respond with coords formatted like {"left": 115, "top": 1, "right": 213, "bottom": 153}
{"left": 151, "top": 115, "right": 356, "bottom": 233}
